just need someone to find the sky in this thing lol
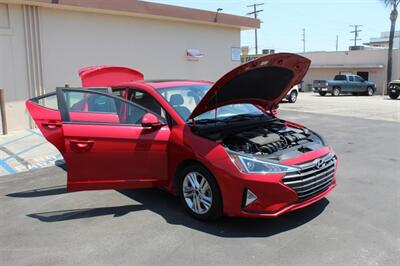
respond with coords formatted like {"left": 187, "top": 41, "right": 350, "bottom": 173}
{"left": 147, "top": 0, "right": 399, "bottom": 54}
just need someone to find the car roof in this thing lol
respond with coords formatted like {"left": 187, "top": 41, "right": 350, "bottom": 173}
{"left": 141, "top": 80, "right": 213, "bottom": 89}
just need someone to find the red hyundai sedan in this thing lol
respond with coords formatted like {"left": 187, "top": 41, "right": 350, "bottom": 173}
{"left": 26, "top": 53, "right": 337, "bottom": 220}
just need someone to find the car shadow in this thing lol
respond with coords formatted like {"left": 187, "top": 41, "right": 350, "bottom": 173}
{"left": 116, "top": 189, "right": 330, "bottom": 238}
{"left": 6, "top": 185, "right": 68, "bottom": 198}
{"left": 25, "top": 187, "right": 329, "bottom": 237}
{"left": 27, "top": 205, "right": 144, "bottom": 222}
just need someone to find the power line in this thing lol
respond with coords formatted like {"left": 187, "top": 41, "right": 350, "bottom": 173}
{"left": 301, "top": 28, "right": 306, "bottom": 53}
{"left": 349, "top": 25, "right": 363, "bottom": 47}
{"left": 247, "top": 3, "right": 264, "bottom": 55}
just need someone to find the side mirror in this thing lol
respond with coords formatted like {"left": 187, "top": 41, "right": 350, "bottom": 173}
{"left": 141, "top": 113, "right": 161, "bottom": 128}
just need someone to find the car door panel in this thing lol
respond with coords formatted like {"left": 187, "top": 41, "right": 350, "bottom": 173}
{"left": 27, "top": 88, "right": 170, "bottom": 192}
{"left": 69, "top": 112, "right": 120, "bottom": 124}
{"left": 25, "top": 99, "right": 66, "bottom": 154}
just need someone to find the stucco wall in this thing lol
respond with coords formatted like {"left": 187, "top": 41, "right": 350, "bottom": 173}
{"left": 299, "top": 50, "right": 400, "bottom": 94}
{"left": 0, "top": 3, "right": 241, "bottom": 131}
{"left": 0, "top": 4, "right": 31, "bottom": 131}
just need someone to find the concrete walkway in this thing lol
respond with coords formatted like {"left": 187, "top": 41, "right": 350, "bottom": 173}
{"left": 0, "top": 129, "right": 62, "bottom": 176}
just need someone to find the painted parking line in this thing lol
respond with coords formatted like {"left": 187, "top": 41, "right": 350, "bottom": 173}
{"left": 0, "top": 159, "right": 17, "bottom": 174}
{"left": 27, "top": 129, "right": 44, "bottom": 137}
{"left": 3, "top": 142, "right": 48, "bottom": 162}
{"left": 0, "top": 133, "right": 34, "bottom": 147}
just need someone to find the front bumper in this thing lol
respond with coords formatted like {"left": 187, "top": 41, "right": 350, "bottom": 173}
{"left": 389, "top": 84, "right": 400, "bottom": 94}
{"left": 214, "top": 147, "right": 337, "bottom": 218}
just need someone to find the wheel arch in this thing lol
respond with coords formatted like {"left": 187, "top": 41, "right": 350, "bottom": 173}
{"left": 172, "top": 160, "right": 223, "bottom": 207}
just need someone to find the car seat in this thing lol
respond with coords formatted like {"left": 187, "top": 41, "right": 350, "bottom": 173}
{"left": 169, "top": 94, "right": 191, "bottom": 120}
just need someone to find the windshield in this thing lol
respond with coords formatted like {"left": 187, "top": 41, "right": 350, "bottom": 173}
{"left": 157, "top": 85, "right": 264, "bottom": 121}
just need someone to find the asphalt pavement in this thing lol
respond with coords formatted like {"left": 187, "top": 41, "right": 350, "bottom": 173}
{"left": 1, "top": 107, "right": 399, "bottom": 265}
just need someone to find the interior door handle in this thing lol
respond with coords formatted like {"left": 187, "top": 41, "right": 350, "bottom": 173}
{"left": 70, "top": 140, "right": 95, "bottom": 152}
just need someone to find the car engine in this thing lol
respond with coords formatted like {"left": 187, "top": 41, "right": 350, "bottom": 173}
{"left": 223, "top": 126, "right": 324, "bottom": 160}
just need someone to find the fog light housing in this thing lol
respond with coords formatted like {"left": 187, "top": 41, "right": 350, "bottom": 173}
{"left": 243, "top": 188, "right": 258, "bottom": 207}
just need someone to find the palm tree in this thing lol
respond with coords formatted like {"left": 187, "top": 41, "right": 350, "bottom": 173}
{"left": 381, "top": 0, "right": 399, "bottom": 93}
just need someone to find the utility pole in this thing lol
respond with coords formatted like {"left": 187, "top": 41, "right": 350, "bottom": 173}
{"left": 301, "top": 28, "right": 306, "bottom": 53}
{"left": 349, "top": 25, "right": 363, "bottom": 47}
{"left": 247, "top": 3, "right": 264, "bottom": 55}
{"left": 336, "top": 35, "right": 339, "bottom": 51}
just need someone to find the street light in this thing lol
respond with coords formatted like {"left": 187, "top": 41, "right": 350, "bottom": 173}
{"left": 214, "top": 8, "right": 223, "bottom": 22}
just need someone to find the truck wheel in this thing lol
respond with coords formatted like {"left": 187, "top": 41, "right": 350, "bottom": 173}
{"left": 366, "top": 87, "right": 374, "bottom": 96}
{"left": 178, "top": 164, "right": 223, "bottom": 221}
{"left": 332, "top": 87, "right": 340, "bottom": 96}
{"left": 288, "top": 90, "right": 298, "bottom": 103}
{"left": 389, "top": 92, "right": 399, "bottom": 99}
{"left": 319, "top": 91, "right": 327, "bottom": 96}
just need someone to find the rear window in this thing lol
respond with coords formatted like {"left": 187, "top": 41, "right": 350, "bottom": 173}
{"left": 334, "top": 75, "right": 346, "bottom": 81}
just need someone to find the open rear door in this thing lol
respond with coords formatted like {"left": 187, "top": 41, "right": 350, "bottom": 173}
{"left": 26, "top": 88, "right": 170, "bottom": 192}
{"left": 26, "top": 92, "right": 66, "bottom": 154}
{"left": 79, "top": 66, "right": 144, "bottom": 87}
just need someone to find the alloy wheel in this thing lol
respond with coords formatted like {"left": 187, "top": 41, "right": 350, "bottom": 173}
{"left": 367, "top": 87, "right": 374, "bottom": 96}
{"left": 289, "top": 91, "right": 297, "bottom": 103}
{"left": 182, "top": 172, "right": 213, "bottom": 215}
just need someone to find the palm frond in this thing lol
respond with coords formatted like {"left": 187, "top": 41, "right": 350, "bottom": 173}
{"left": 380, "top": 0, "right": 400, "bottom": 7}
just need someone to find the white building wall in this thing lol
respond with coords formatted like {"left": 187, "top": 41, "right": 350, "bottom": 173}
{"left": 39, "top": 7, "right": 240, "bottom": 91}
{"left": 0, "top": 4, "right": 241, "bottom": 132}
{"left": 0, "top": 4, "right": 31, "bottom": 131}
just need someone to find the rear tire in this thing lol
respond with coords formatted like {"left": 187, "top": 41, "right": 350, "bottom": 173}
{"left": 319, "top": 91, "right": 327, "bottom": 96}
{"left": 178, "top": 164, "right": 223, "bottom": 221}
{"left": 332, "top": 87, "right": 341, "bottom": 96}
{"left": 288, "top": 90, "right": 298, "bottom": 103}
{"left": 366, "top": 86, "right": 374, "bottom": 96}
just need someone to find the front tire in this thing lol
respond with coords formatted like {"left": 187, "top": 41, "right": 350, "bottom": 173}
{"left": 178, "top": 164, "right": 223, "bottom": 221}
{"left": 288, "top": 90, "right": 298, "bottom": 103}
{"left": 389, "top": 92, "right": 399, "bottom": 99}
{"left": 332, "top": 87, "right": 341, "bottom": 96}
{"left": 366, "top": 87, "right": 374, "bottom": 96}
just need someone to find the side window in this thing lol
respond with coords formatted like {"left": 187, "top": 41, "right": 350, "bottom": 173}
{"left": 128, "top": 90, "right": 167, "bottom": 120}
{"left": 112, "top": 89, "right": 126, "bottom": 98}
{"left": 63, "top": 90, "right": 147, "bottom": 125}
{"left": 349, "top": 76, "right": 354, "bottom": 82}
{"left": 355, "top": 76, "right": 363, "bottom": 82}
{"left": 35, "top": 93, "right": 59, "bottom": 110}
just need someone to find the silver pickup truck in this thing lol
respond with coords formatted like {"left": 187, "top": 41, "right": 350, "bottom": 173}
{"left": 313, "top": 74, "right": 376, "bottom": 96}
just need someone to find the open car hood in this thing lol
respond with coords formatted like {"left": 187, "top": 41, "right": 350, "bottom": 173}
{"left": 188, "top": 53, "right": 310, "bottom": 119}
{"left": 78, "top": 66, "right": 144, "bottom": 87}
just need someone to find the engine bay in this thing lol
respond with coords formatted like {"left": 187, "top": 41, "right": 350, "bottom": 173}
{"left": 223, "top": 125, "right": 324, "bottom": 161}
{"left": 192, "top": 118, "right": 325, "bottom": 161}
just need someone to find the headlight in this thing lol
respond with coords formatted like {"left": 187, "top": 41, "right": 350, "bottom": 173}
{"left": 227, "top": 151, "right": 300, "bottom": 174}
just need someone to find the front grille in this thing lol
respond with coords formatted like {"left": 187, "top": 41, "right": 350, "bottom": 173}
{"left": 282, "top": 153, "right": 336, "bottom": 201}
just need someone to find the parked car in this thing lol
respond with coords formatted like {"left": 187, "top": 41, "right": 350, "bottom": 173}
{"left": 313, "top": 74, "right": 376, "bottom": 96}
{"left": 388, "top": 80, "right": 400, "bottom": 99}
{"left": 26, "top": 53, "right": 337, "bottom": 221}
{"left": 284, "top": 85, "right": 299, "bottom": 103}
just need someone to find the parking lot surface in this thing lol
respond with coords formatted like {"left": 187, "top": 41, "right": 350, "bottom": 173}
{"left": 280, "top": 92, "right": 399, "bottom": 123}
{"left": 1, "top": 99, "right": 399, "bottom": 265}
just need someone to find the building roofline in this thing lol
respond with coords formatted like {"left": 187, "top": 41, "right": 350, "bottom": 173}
{"left": 310, "top": 64, "right": 384, "bottom": 69}
{"left": 2, "top": 0, "right": 260, "bottom": 29}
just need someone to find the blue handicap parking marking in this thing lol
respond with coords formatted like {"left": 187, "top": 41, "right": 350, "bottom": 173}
{"left": 0, "top": 159, "right": 17, "bottom": 174}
